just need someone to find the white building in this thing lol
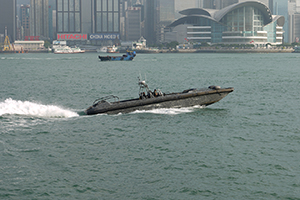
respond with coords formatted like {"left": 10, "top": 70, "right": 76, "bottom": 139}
{"left": 14, "top": 40, "right": 45, "bottom": 50}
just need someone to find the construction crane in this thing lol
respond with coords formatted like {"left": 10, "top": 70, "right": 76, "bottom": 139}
{"left": 3, "top": 26, "right": 12, "bottom": 51}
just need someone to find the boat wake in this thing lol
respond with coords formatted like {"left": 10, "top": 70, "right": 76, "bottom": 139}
{"left": 131, "top": 105, "right": 205, "bottom": 115}
{"left": 0, "top": 98, "right": 79, "bottom": 118}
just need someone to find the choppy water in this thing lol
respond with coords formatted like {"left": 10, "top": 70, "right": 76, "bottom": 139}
{"left": 1, "top": 52, "right": 300, "bottom": 199}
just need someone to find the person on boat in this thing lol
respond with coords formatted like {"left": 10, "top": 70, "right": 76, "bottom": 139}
{"left": 139, "top": 92, "right": 147, "bottom": 99}
{"left": 154, "top": 89, "right": 158, "bottom": 97}
{"left": 147, "top": 91, "right": 154, "bottom": 98}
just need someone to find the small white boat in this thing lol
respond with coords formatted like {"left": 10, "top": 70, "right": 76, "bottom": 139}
{"left": 97, "top": 47, "right": 107, "bottom": 53}
{"left": 71, "top": 46, "right": 85, "bottom": 53}
{"left": 54, "top": 46, "right": 85, "bottom": 54}
{"left": 107, "top": 45, "right": 119, "bottom": 53}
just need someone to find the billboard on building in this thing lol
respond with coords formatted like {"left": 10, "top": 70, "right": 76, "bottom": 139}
{"left": 57, "top": 33, "right": 87, "bottom": 40}
{"left": 89, "top": 33, "right": 120, "bottom": 40}
{"left": 25, "top": 36, "right": 40, "bottom": 41}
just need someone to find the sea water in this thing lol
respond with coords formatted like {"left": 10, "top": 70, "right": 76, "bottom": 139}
{"left": 0, "top": 52, "right": 300, "bottom": 199}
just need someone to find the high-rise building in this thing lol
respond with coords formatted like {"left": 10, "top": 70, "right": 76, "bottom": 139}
{"left": 145, "top": 0, "right": 159, "bottom": 44}
{"left": 20, "top": 4, "right": 30, "bottom": 38}
{"left": 125, "top": 7, "right": 142, "bottom": 41}
{"left": 0, "top": 0, "right": 16, "bottom": 42}
{"left": 269, "top": 0, "right": 273, "bottom": 13}
{"left": 214, "top": 0, "right": 238, "bottom": 9}
{"left": 160, "top": 0, "right": 175, "bottom": 22}
{"left": 49, "top": 5, "right": 54, "bottom": 41}
{"left": 157, "top": 0, "right": 175, "bottom": 43}
{"left": 56, "top": 0, "right": 120, "bottom": 46}
{"left": 94, "top": 0, "right": 120, "bottom": 34}
{"left": 56, "top": 0, "right": 81, "bottom": 33}
{"left": 30, "top": 0, "right": 49, "bottom": 39}
{"left": 288, "top": 0, "right": 300, "bottom": 43}
{"left": 202, "top": 0, "right": 214, "bottom": 8}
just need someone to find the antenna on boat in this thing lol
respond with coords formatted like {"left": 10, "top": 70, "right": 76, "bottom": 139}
{"left": 138, "top": 74, "right": 151, "bottom": 95}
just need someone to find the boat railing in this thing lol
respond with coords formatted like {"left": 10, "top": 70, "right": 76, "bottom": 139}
{"left": 93, "top": 95, "right": 119, "bottom": 105}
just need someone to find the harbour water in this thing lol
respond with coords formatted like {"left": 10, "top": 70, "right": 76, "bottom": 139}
{"left": 1, "top": 52, "right": 300, "bottom": 199}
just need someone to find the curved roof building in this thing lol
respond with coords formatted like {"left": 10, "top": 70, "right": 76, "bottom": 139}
{"left": 166, "top": 1, "right": 284, "bottom": 46}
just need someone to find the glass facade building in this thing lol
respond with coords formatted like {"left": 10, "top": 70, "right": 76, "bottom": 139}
{"left": 56, "top": 0, "right": 120, "bottom": 46}
{"left": 95, "top": 0, "right": 119, "bottom": 33}
{"left": 56, "top": 0, "right": 81, "bottom": 33}
{"left": 20, "top": 5, "right": 31, "bottom": 38}
{"left": 167, "top": 1, "right": 284, "bottom": 46}
{"left": 30, "top": 0, "right": 49, "bottom": 39}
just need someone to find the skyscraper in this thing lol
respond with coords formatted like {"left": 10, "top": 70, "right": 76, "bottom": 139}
{"left": 94, "top": 0, "right": 120, "bottom": 34}
{"left": 0, "top": 0, "right": 16, "bottom": 42}
{"left": 125, "top": 6, "right": 142, "bottom": 41}
{"left": 202, "top": 0, "right": 215, "bottom": 8}
{"left": 56, "top": 0, "right": 82, "bottom": 33}
{"left": 55, "top": 0, "right": 120, "bottom": 46}
{"left": 20, "top": 4, "right": 30, "bottom": 38}
{"left": 160, "top": 0, "right": 175, "bottom": 22}
{"left": 145, "top": 0, "right": 159, "bottom": 44}
{"left": 288, "top": 0, "right": 300, "bottom": 43}
{"left": 30, "top": 0, "right": 49, "bottom": 39}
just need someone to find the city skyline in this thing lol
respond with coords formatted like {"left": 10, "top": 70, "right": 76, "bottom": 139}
{"left": 1, "top": 0, "right": 298, "bottom": 45}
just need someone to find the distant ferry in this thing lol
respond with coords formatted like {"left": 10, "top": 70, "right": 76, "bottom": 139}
{"left": 97, "top": 45, "right": 119, "bottom": 53}
{"left": 54, "top": 46, "right": 85, "bottom": 54}
{"left": 97, "top": 46, "right": 107, "bottom": 53}
{"left": 293, "top": 46, "right": 300, "bottom": 53}
{"left": 107, "top": 45, "right": 119, "bottom": 53}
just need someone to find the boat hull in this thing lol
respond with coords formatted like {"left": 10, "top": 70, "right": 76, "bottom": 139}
{"left": 85, "top": 87, "right": 233, "bottom": 115}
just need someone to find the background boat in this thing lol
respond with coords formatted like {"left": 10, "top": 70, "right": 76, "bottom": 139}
{"left": 54, "top": 46, "right": 85, "bottom": 54}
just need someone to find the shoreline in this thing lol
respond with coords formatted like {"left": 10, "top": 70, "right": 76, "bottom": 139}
{"left": 0, "top": 48, "right": 294, "bottom": 54}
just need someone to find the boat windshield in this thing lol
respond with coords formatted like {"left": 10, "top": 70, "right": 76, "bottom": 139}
{"left": 93, "top": 95, "right": 119, "bottom": 105}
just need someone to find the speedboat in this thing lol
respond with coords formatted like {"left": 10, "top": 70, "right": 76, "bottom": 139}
{"left": 85, "top": 78, "right": 234, "bottom": 115}
{"left": 98, "top": 51, "right": 136, "bottom": 61}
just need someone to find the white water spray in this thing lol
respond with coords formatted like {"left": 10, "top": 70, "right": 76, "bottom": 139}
{"left": 131, "top": 105, "right": 204, "bottom": 115}
{"left": 0, "top": 98, "right": 79, "bottom": 118}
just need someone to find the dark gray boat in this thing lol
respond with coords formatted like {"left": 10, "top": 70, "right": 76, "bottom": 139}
{"left": 85, "top": 79, "right": 234, "bottom": 115}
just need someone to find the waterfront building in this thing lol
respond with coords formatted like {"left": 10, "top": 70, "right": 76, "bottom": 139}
{"left": 30, "top": 0, "right": 49, "bottom": 39}
{"left": 14, "top": 40, "right": 45, "bottom": 51}
{"left": 166, "top": 1, "right": 284, "bottom": 46}
{"left": 0, "top": 0, "right": 16, "bottom": 42}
